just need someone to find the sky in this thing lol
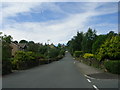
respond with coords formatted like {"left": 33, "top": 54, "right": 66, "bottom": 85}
{"left": 0, "top": 1, "right": 119, "bottom": 45}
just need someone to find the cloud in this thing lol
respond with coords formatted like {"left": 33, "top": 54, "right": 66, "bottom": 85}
{"left": 1, "top": 2, "right": 118, "bottom": 45}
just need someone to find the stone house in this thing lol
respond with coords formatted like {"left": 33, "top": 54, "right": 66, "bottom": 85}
{"left": 10, "top": 43, "right": 27, "bottom": 56}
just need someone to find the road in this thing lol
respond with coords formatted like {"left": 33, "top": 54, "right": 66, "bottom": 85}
{"left": 2, "top": 52, "right": 119, "bottom": 89}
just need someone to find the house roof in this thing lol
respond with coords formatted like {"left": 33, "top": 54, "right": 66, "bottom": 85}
{"left": 18, "top": 43, "right": 27, "bottom": 48}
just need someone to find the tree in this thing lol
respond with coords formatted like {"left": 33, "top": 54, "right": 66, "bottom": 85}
{"left": 82, "top": 28, "right": 97, "bottom": 53}
{"left": 13, "top": 40, "right": 18, "bottom": 44}
{"left": 67, "top": 32, "right": 83, "bottom": 55}
{"left": 96, "top": 34, "right": 120, "bottom": 61}
{"left": 1, "top": 34, "right": 12, "bottom": 75}
{"left": 19, "top": 40, "right": 28, "bottom": 43}
{"left": 92, "top": 35, "right": 107, "bottom": 54}
{"left": 2, "top": 35, "right": 13, "bottom": 43}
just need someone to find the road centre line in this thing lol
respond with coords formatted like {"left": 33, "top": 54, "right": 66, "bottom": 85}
{"left": 84, "top": 75, "right": 95, "bottom": 79}
{"left": 87, "top": 79, "right": 91, "bottom": 82}
{"left": 93, "top": 85, "right": 99, "bottom": 90}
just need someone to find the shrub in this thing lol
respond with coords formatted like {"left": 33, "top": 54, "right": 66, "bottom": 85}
{"left": 12, "top": 51, "right": 39, "bottom": 70}
{"left": 96, "top": 35, "right": 120, "bottom": 61}
{"left": 49, "top": 48, "right": 60, "bottom": 58}
{"left": 59, "top": 49, "right": 65, "bottom": 56}
{"left": 104, "top": 60, "right": 120, "bottom": 74}
{"left": 83, "top": 53, "right": 94, "bottom": 59}
{"left": 2, "top": 41, "right": 12, "bottom": 75}
{"left": 74, "top": 51, "right": 83, "bottom": 57}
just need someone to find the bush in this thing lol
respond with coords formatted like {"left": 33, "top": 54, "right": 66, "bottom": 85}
{"left": 12, "top": 51, "right": 39, "bottom": 70}
{"left": 104, "top": 60, "right": 120, "bottom": 74}
{"left": 49, "top": 48, "right": 60, "bottom": 58}
{"left": 59, "top": 49, "right": 65, "bottom": 56}
{"left": 96, "top": 35, "right": 120, "bottom": 61}
{"left": 2, "top": 41, "right": 12, "bottom": 75}
{"left": 83, "top": 53, "right": 94, "bottom": 59}
{"left": 74, "top": 51, "right": 83, "bottom": 57}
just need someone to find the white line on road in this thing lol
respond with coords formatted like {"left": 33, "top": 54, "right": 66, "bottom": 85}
{"left": 84, "top": 75, "right": 95, "bottom": 79}
{"left": 93, "top": 85, "right": 99, "bottom": 90}
{"left": 87, "top": 79, "right": 91, "bottom": 82}
{"left": 74, "top": 62, "right": 75, "bottom": 64}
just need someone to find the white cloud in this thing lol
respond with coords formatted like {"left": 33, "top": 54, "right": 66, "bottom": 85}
{"left": 1, "top": 2, "right": 118, "bottom": 45}
{"left": 1, "top": 0, "right": 119, "bottom": 2}
{"left": 1, "top": 2, "right": 43, "bottom": 23}
{"left": 2, "top": 12, "right": 95, "bottom": 44}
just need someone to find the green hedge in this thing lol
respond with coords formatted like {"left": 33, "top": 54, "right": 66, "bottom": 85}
{"left": 12, "top": 51, "right": 39, "bottom": 70}
{"left": 104, "top": 60, "right": 120, "bottom": 74}
{"left": 2, "top": 42, "right": 12, "bottom": 75}
{"left": 74, "top": 51, "right": 83, "bottom": 57}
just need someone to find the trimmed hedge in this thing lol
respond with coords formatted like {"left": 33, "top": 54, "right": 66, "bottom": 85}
{"left": 104, "top": 60, "right": 120, "bottom": 74}
{"left": 12, "top": 51, "right": 39, "bottom": 70}
{"left": 74, "top": 51, "right": 83, "bottom": 57}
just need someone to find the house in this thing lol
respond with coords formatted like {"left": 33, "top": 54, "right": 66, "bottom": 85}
{"left": 10, "top": 43, "right": 27, "bottom": 56}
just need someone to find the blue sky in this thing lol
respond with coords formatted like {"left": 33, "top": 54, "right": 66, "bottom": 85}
{"left": 1, "top": 1, "right": 118, "bottom": 45}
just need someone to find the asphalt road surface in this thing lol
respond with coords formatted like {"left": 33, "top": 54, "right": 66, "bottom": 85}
{"left": 2, "top": 52, "right": 119, "bottom": 89}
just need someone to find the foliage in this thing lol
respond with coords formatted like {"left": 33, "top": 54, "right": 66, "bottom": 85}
{"left": 67, "top": 32, "right": 83, "bottom": 55}
{"left": 59, "top": 49, "right": 65, "bottom": 56}
{"left": 104, "top": 60, "right": 120, "bottom": 74}
{"left": 74, "top": 51, "right": 83, "bottom": 57}
{"left": 92, "top": 35, "right": 107, "bottom": 54}
{"left": 67, "top": 28, "right": 97, "bottom": 54}
{"left": 2, "top": 35, "right": 13, "bottom": 43}
{"left": 81, "top": 28, "right": 97, "bottom": 53}
{"left": 96, "top": 34, "right": 120, "bottom": 61}
{"left": 27, "top": 42, "right": 39, "bottom": 53}
{"left": 12, "top": 51, "right": 39, "bottom": 70}
{"left": 48, "top": 48, "right": 60, "bottom": 58}
{"left": 19, "top": 40, "right": 28, "bottom": 43}
{"left": 83, "top": 53, "right": 94, "bottom": 59}
{"left": 2, "top": 41, "right": 12, "bottom": 60}
{"left": 1, "top": 34, "right": 13, "bottom": 75}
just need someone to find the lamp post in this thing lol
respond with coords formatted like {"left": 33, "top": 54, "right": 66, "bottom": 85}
{"left": 47, "top": 39, "right": 50, "bottom": 64}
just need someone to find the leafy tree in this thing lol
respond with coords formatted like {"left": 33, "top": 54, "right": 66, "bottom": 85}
{"left": 1, "top": 34, "right": 12, "bottom": 75}
{"left": 96, "top": 34, "right": 120, "bottom": 61}
{"left": 13, "top": 40, "right": 18, "bottom": 44}
{"left": 67, "top": 32, "right": 83, "bottom": 55}
{"left": 82, "top": 28, "right": 97, "bottom": 53}
{"left": 92, "top": 35, "right": 107, "bottom": 54}
{"left": 19, "top": 40, "right": 28, "bottom": 43}
{"left": 2, "top": 35, "right": 13, "bottom": 43}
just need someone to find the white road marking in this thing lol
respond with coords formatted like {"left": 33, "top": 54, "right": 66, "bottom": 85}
{"left": 87, "top": 79, "right": 91, "bottom": 82}
{"left": 74, "top": 62, "right": 75, "bottom": 64}
{"left": 93, "top": 85, "right": 99, "bottom": 90}
{"left": 84, "top": 75, "right": 95, "bottom": 79}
